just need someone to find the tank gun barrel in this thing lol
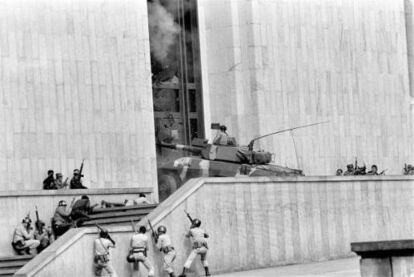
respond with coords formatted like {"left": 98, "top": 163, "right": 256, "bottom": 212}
{"left": 248, "top": 121, "right": 329, "bottom": 150}
{"left": 157, "top": 143, "right": 203, "bottom": 155}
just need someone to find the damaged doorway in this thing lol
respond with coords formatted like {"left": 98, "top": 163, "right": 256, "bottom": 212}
{"left": 148, "top": 0, "right": 204, "bottom": 201}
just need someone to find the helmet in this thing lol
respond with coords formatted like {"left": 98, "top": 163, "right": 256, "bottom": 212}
{"left": 191, "top": 218, "right": 201, "bottom": 228}
{"left": 157, "top": 225, "right": 167, "bottom": 234}
{"left": 58, "top": 200, "right": 67, "bottom": 207}
{"left": 22, "top": 217, "right": 32, "bottom": 224}
{"left": 99, "top": 228, "right": 109, "bottom": 238}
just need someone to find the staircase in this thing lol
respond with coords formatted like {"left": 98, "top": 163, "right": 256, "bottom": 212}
{"left": 82, "top": 203, "right": 157, "bottom": 226}
{"left": 0, "top": 256, "right": 32, "bottom": 276}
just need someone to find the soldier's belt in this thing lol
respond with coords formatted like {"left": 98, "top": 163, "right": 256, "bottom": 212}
{"left": 192, "top": 242, "right": 208, "bottom": 249}
{"left": 162, "top": 246, "right": 174, "bottom": 254}
{"left": 131, "top": 247, "right": 146, "bottom": 253}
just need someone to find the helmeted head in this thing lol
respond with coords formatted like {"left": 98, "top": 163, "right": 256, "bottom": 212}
{"left": 191, "top": 218, "right": 201, "bottom": 228}
{"left": 220, "top": 125, "right": 227, "bottom": 132}
{"left": 73, "top": 169, "right": 80, "bottom": 176}
{"left": 139, "top": 193, "right": 146, "bottom": 198}
{"left": 336, "top": 169, "right": 343, "bottom": 176}
{"left": 346, "top": 164, "right": 354, "bottom": 170}
{"left": 157, "top": 225, "right": 167, "bottom": 234}
{"left": 99, "top": 227, "right": 109, "bottom": 238}
{"left": 47, "top": 169, "right": 54, "bottom": 176}
{"left": 58, "top": 200, "right": 67, "bottom": 207}
{"left": 81, "top": 195, "right": 89, "bottom": 200}
{"left": 371, "top": 165, "right": 378, "bottom": 172}
{"left": 139, "top": 226, "right": 147, "bottom": 234}
{"left": 56, "top": 173, "right": 63, "bottom": 179}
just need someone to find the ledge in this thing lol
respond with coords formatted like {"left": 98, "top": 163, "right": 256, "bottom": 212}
{"left": 0, "top": 187, "right": 153, "bottom": 197}
{"left": 351, "top": 240, "right": 414, "bottom": 258}
{"left": 201, "top": 175, "right": 414, "bottom": 184}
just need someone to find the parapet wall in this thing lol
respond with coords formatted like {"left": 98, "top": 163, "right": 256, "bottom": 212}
{"left": 15, "top": 176, "right": 414, "bottom": 276}
{"left": 0, "top": 187, "right": 153, "bottom": 256}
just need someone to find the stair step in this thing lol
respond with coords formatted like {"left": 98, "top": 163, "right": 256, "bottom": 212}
{"left": 0, "top": 268, "right": 18, "bottom": 276}
{"left": 0, "top": 256, "right": 32, "bottom": 262}
{"left": 83, "top": 215, "right": 144, "bottom": 226}
{"left": 87, "top": 209, "right": 152, "bottom": 220}
{"left": 0, "top": 260, "right": 28, "bottom": 268}
{"left": 92, "top": 204, "right": 157, "bottom": 214}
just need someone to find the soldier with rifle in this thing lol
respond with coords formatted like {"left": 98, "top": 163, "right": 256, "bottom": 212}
{"left": 127, "top": 224, "right": 154, "bottom": 277}
{"left": 178, "top": 211, "right": 210, "bottom": 277}
{"left": 34, "top": 206, "right": 53, "bottom": 253}
{"left": 94, "top": 225, "right": 117, "bottom": 277}
{"left": 149, "top": 220, "right": 177, "bottom": 277}
{"left": 70, "top": 160, "right": 87, "bottom": 189}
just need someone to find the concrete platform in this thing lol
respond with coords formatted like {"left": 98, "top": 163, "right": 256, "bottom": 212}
{"left": 215, "top": 257, "right": 360, "bottom": 277}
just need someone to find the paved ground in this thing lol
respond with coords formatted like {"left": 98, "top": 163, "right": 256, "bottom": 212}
{"left": 214, "top": 257, "right": 360, "bottom": 277}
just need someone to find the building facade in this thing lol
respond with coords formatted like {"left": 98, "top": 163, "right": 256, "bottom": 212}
{"left": 0, "top": 0, "right": 413, "bottom": 193}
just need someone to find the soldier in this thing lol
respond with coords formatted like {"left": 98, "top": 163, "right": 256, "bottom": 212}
{"left": 153, "top": 225, "right": 177, "bottom": 277}
{"left": 335, "top": 169, "right": 343, "bottom": 176}
{"left": 12, "top": 216, "right": 40, "bottom": 255}
{"left": 43, "top": 169, "right": 56, "bottom": 190}
{"left": 34, "top": 221, "right": 54, "bottom": 253}
{"left": 213, "top": 125, "right": 229, "bottom": 146}
{"left": 52, "top": 199, "right": 75, "bottom": 238}
{"left": 70, "top": 169, "right": 88, "bottom": 189}
{"left": 70, "top": 195, "right": 97, "bottom": 226}
{"left": 55, "top": 173, "right": 68, "bottom": 189}
{"left": 178, "top": 218, "right": 210, "bottom": 277}
{"left": 127, "top": 226, "right": 154, "bottom": 277}
{"left": 94, "top": 227, "right": 116, "bottom": 277}
{"left": 343, "top": 164, "right": 354, "bottom": 176}
{"left": 367, "top": 165, "right": 379, "bottom": 175}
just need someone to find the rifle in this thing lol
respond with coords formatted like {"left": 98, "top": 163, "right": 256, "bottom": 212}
{"left": 35, "top": 206, "right": 42, "bottom": 234}
{"left": 130, "top": 220, "right": 137, "bottom": 233}
{"left": 148, "top": 220, "right": 158, "bottom": 242}
{"left": 354, "top": 158, "right": 358, "bottom": 172}
{"left": 184, "top": 210, "right": 194, "bottom": 224}
{"left": 63, "top": 177, "right": 69, "bottom": 187}
{"left": 96, "top": 224, "right": 115, "bottom": 245}
{"left": 79, "top": 159, "right": 85, "bottom": 178}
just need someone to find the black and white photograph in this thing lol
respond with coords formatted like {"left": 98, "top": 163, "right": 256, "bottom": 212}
{"left": 0, "top": 0, "right": 413, "bottom": 276}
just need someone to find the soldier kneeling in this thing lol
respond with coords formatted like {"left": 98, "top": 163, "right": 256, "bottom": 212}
{"left": 12, "top": 217, "right": 40, "bottom": 255}
{"left": 127, "top": 226, "right": 154, "bottom": 277}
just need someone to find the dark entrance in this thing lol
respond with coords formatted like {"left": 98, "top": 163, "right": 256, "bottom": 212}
{"left": 147, "top": 0, "right": 204, "bottom": 200}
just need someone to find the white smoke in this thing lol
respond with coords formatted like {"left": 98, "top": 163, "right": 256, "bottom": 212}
{"left": 148, "top": 0, "right": 181, "bottom": 65}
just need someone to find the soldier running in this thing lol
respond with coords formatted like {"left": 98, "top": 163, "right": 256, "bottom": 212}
{"left": 178, "top": 218, "right": 210, "bottom": 277}
{"left": 152, "top": 225, "right": 177, "bottom": 277}
{"left": 127, "top": 226, "right": 155, "bottom": 277}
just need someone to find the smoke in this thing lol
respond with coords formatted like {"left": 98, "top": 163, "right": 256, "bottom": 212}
{"left": 148, "top": 0, "right": 181, "bottom": 65}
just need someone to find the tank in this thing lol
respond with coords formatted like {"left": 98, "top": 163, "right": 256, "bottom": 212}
{"left": 157, "top": 137, "right": 305, "bottom": 202}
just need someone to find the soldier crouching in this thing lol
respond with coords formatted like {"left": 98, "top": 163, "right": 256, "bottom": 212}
{"left": 94, "top": 227, "right": 117, "bottom": 277}
{"left": 127, "top": 226, "right": 155, "bottom": 277}
{"left": 178, "top": 218, "right": 210, "bottom": 277}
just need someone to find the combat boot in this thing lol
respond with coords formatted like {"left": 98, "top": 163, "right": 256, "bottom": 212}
{"left": 178, "top": 267, "right": 188, "bottom": 277}
{"left": 205, "top": 266, "right": 211, "bottom": 276}
{"left": 169, "top": 273, "right": 176, "bottom": 277}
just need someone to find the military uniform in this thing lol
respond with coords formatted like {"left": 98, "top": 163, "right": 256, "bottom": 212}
{"left": 94, "top": 237, "right": 116, "bottom": 276}
{"left": 12, "top": 222, "right": 40, "bottom": 255}
{"left": 157, "top": 233, "right": 176, "bottom": 276}
{"left": 179, "top": 227, "right": 210, "bottom": 276}
{"left": 128, "top": 232, "right": 154, "bottom": 277}
{"left": 70, "top": 177, "right": 87, "bottom": 189}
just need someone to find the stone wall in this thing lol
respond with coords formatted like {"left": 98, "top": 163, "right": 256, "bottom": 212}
{"left": 0, "top": 0, "right": 157, "bottom": 190}
{"left": 198, "top": 0, "right": 414, "bottom": 175}
{"left": 16, "top": 176, "right": 414, "bottom": 276}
